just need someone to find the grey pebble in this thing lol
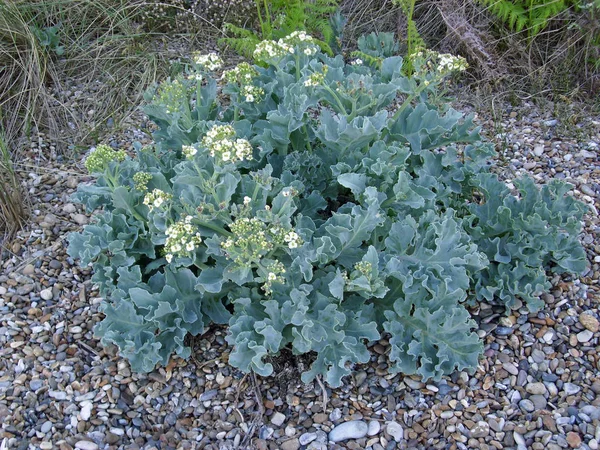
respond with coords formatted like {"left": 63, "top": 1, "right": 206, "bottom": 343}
{"left": 563, "top": 382, "right": 581, "bottom": 395}
{"left": 367, "top": 420, "right": 381, "bottom": 436}
{"left": 299, "top": 432, "right": 318, "bottom": 446}
{"left": 329, "top": 421, "right": 368, "bottom": 442}
{"left": 40, "top": 421, "right": 52, "bottom": 434}
{"left": 200, "top": 389, "right": 218, "bottom": 401}
{"left": 385, "top": 421, "right": 403, "bottom": 441}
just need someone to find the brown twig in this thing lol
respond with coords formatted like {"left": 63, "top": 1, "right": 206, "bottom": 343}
{"left": 316, "top": 374, "right": 329, "bottom": 413}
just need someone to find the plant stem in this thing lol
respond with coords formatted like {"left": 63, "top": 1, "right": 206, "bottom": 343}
{"left": 302, "top": 124, "right": 313, "bottom": 152}
{"left": 322, "top": 85, "right": 347, "bottom": 116}
{"left": 195, "top": 219, "right": 232, "bottom": 237}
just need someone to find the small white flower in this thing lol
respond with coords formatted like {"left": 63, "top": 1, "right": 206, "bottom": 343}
{"left": 186, "top": 242, "right": 195, "bottom": 252}
{"left": 222, "top": 151, "right": 231, "bottom": 161}
{"left": 284, "top": 231, "right": 299, "bottom": 242}
{"left": 165, "top": 254, "right": 173, "bottom": 263}
{"left": 246, "top": 94, "right": 254, "bottom": 103}
{"left": 243, "top": 196, "right": 251, "bottom": 205}
{"left": 185, "top": 215, "right": 193, "bottom": 223}
{"left": 282, "top": 189, "right": 291, "bottom": 197}
{"left": 267, "top": 272, "right": 277, "bottom": 281}
{"left": 154, "top": 198, "right": 163, "bottom": 208}
{"left": 288, "top": 241, "right": 298, "bottom": 249}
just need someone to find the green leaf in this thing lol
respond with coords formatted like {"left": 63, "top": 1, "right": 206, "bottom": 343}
{"left": 384, "top": 300, "right": 482, "bottom": 381}
{"left": 196, "top": 267, "right": 225, "bottom": 293}
{"left": 337, "top": 173, "right": 367, "bottom": 196}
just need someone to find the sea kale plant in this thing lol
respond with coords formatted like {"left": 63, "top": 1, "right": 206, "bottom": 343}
{"left": 68, "top": 32, "right": 587, "bottom": 387}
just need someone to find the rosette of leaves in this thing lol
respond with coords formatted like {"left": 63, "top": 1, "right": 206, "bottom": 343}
{"left": 68, "top": 37, "right": 587, "bottom": 386}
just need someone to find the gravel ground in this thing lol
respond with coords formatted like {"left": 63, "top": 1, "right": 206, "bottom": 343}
{"left": 1, "top": 91, "right": 599, "bottom": 450}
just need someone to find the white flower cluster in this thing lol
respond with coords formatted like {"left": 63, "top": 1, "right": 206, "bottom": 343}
{"left": 84, "top": 144, "right": 126, "bottom": 174}
{"left": 221, "top": 217, "right": 301, "bottom": 267}
{"left": 288, "top": 30, "right": 314, "bottom": 43}
{"left": 354, "top": 261, "right": 373, "bottom": 276}
{"left": 303, "top": 66, "right": 328, "bottom": 87}
{"left": 253, "top": 31, "right": 318, "bottom": 62}
{"left": 201, "top": 124, "right": 252, "bottom": 163}
{"left": 241, "top": 84, "right": 264, "bottom": 103}
{"left": 436, "top": 53, "right": 468, "bottom": 72}
{"left": 284, "top": 231, "right": 301, "bottom": 249}
{"left": 182, "top": 145, "right": 197, "bottom": 159}
{"left": 193, "top": 52, "right": 223, "bottom": 71}
{"left": 412, "top": 50, "right": 468, "bottom": 76}
{"left": 223, "top": 62, "right": 258, "bottom": 84}
{"left": 154, "top": 78, "right": 188, "bottom": 115}
{"left": 188, "top": 72, "right": 203, "bottom": 82}
{"left": 262, "top": 261, "right": 286, "bottom": 295}
{"left": 350, "top": 58, "right": 363, "bottom": 65}
{"left": 164, "top": 216, "right": 202, "bottom": 263}
{"left": 133, "top": 172, "right": 152, "bottom": 191}
{"left": 143, "top": 189, "right": 172, "bottom": 211}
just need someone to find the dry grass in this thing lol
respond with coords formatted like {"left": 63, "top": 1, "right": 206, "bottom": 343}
{"left": 0, "top": 128, "right": 27, "bottom": 241}
{"left": 0, "top": 0, "right": 221, "bottom": 235}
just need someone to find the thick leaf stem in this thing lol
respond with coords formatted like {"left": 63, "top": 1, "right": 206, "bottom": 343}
{"left": 322, "top": 85, "right": 348, "bottom": 116}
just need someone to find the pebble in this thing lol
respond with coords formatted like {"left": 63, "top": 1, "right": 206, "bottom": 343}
{"left": 41, "top": 421, "right": 52, "bottom": 433}
{"left": 2, "top": 93, "right": 599, "bottom": 450}
{"left": 40, "top": 288, "right": 53, "bottom": 300}
{"left": 75, "top": 442, "right": 99, "bottom": 450}
{"left": 579, "top": 313, "right": 599, "bottom": 332}
{"left": 367, "top": 420, "right": 381, "bottom": 436}
{"left": 533, "top": 144, "right": 545, "bottom": 156}
{"left": 526, "top": 382, "right": 548, "bottom": 395}
{"left": 329, "top": 421, "right": 369, "bottom": 442}
{"left": 63, "top": 203, "right": 77, "bottom": 213}
{"left": 72, "top": 214, "right": 88, "bottom": 225}
{"left": 566, "top": 431, "right": 582, "bottom": 448}
{"left": 577, "top": 329, "right": 593, "bottom": 343}
{"left": 271, "top": 412, "right": 286, "bottom": 427}
{"left": 385, "top": 421, "right": 403, "bottom": 441}
{"left": 80, "top": 402, "right": 92, "bottom": 421}
{"left": 519, "top": 399, "right": 535, "bottom": 412}
{"left": 299, "top": 432, "right": 318, "bottom": 445}
{"left": 281, "top": 439, "right": 300, "bottom": 450}
{"left": 563, "top": 383, "right": 581, "bottom": 395}
{"left": 471, "top": 421, "right": 490, "bottom": 438}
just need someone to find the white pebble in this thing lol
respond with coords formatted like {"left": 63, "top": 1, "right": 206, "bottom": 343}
{"left": 270, "top": 412, "right": 286, "bottom": 427}
{"left": 367, "top": 420, "right": 381, "bottom": 436}
{"left": 386, "top": 421, "right": 404, "bottom": 441}
{"left": 533, "top": 144, "right": 545, "bottom": 156}
{"left": 75, "top": 441, "right": 98, "bottom": 450}
{"left": 329, "top": 421, "right": 368, "bottom": 442}
{"left": 80, "top": 402, "right": 92, "bottom": 421}
{"left": 577, "top": 330, "right": 593, "bottom": 343}
{"left": 40, "top": 288, "right": 53, "bottom": 301}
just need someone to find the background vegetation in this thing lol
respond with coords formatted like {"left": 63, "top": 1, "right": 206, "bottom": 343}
{"left": 0, "top": 0, "right": 598, "bottom": 239}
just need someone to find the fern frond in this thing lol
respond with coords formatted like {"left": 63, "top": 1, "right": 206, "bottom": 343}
{"left": 222, "top": 22, "right": 259, "bottom": 39}
{"left": 219, "top": 23, "right": 261, "bottom": 58}
{"left": 313, "top": 37, "right": 333, "bottom": 56}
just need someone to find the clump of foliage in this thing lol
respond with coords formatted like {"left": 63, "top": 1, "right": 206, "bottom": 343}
{"left": 68, "top": 33, "right": 587, "bottom": 386}
{"left": 219, "top": 0, "right": 340, "bottom": 58}
{"left": 476, "top": 0, "right": 577, "bottom": 38}
{"left": 393, "top": 0, "right": 425, "bottom": 74}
